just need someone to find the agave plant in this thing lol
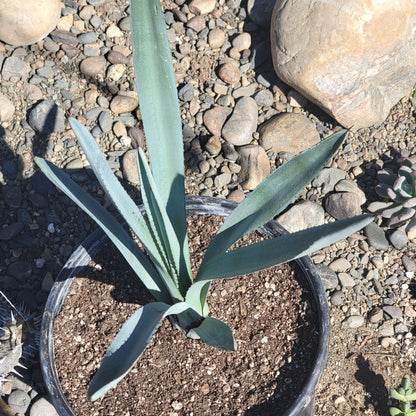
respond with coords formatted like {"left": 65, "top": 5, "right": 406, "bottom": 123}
{"left": 34, "top": 0, "right": 373, "bottom": 401}
{"left": 390, "top": 375, "right": 416, "bottom": 416}
{"left": 368, "top": 158, "right": 416, "bottom": 233}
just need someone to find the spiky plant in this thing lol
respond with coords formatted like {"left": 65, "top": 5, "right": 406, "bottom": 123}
{"left": 368, "top": 158, "right": 416, "bottom": 234}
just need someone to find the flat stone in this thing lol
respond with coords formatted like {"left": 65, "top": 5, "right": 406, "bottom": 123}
{"left": 80, "top": 56, "right": 107, "bottom": 77}
{"left": 227, "top": 189, "right": 245, "bottom": 203}
{"left": 205, "top": 136, "right": 221, "bottom": 156}
{"left": 342, "top": 315, "right": 364, "bottom": 329}
{"left": 365, "top": 222, "right": 389, "bottom": 250}
{"left": 368, "top": 307, "right": 383, "bottom": 324}
{"left": 314, "top": 263, "right": 339, "bottom": 290}
{"left": 218, "top": 62, "right": 240, "bottom": 84}
{"left": 383, "top": 306, "right": 403, "bottom": 320}
{"left": 325, "top": 192, "right": 362, "bottom": 220}
{"left": 30, "top": 397, "right": 59, "bottom": 416}
{"left": 186, "top": 16, "right": 206, "bottom": 33}
{"left": 237, "top": 144, "right": 270, "bottom": 190}
{"left": 259, "top": 113, "right": 319, "bottom": 155}
{"left": 1, "top": 57, "right": 30, "bottom": 80}
{"left": 232, "top": 33, "right": 251, "bottom": 51}
{"left": 312, "top": 168, "right": 346, "bottom": 194}
{"left": 28, "top": 100, "right": 66, "bottom": 134}
{"left": 0, "top": 94, "right": 15, "bottom": 122}
{"left": 402, "top": 255, "right": 416, "bottom": 272}
{"left": 7, "top": 260, "right": 32, "bottom": 280}
{"left": 329, "top": 258, "right": 351, "bottom": 273}
{"left": 331, "top": 291, "right": 345, "bottom": 306}
{"left": 388, "top": 229, "right": 408, "bottom": 250}
{"left": 110, "top": 91, "right": 139, "bottom": 115}
{"left": 189, "top": 0, "right": 216, "bottom": 15}
{"left": 277, "top": 200, "right": 325, "bottom": 233}
{"left": 222, "top": 97, "right": 258, "bottom": 146}
{"left": 7, "top": 390, "right": 31, "bottom": 414}
{"left": 271, "top": 0, "right": 416, "bottom": 129}
{"left": 379, "top": 322, "right": 395, "bottom": 337}
{"left": 334, "top": 179, "right": 367, "bottom": 205}
{"left": 338, "top": 272, "right": 355, "bottom": 288}
{"left": 203, "top": 106, "right": 228, "bottom": 137}
{"left": 0, "top": 222, "right": 24, "bottom": 241}
{"left": 214, "top": 172, "right": 232, "bottom": 189}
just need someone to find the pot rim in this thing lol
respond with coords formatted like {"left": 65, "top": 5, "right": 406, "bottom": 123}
{"left": 40, "top": 195, "right": 329, "bottom": 416}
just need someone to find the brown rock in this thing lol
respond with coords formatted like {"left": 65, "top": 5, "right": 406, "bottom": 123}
{"left": 237, "top": 145, "right": 270, "bottom": 190}
{"left": 203, "top": 106, "right": 228, "bottom": 136}
{"left": 110, "top": 91, "right": 139, "bottom": 115}
{"left": 189, "top": 0, "right": 216, "bottom": 15}
{"left": 205, "top": 136, "right": 222, "bottom": 156}
{"left": 0, "top": 0, "right": 61, "bottom": 46}
{"left": 218, "top": 63, "right": 240, "bottom": 84}
{"left": 208, "top": 28, "right": 226, "bottom": 49}
{"left": 271, "top": 0, "right": 416, "bottom": 129}
{"left": 122, "top": 149, "right": 140, "bottom": 185}
{"left": 258, "top": 113, "right": 319, "bottom": 154}
{"left": 80, "top": 56, "right": 107, "bottom": 78}
{"left": 186, "top": 16, "right": 206, "bottom": 33}
{"left": 0, "top": 94, "right": 15, "bottom": 122}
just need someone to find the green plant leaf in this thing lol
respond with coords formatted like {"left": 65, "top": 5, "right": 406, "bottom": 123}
{"left": 190, "top": 316, "right": 236, "bottom": 351}
{"left": 33, "top": 157, "right": 173, "bottom": 303}
{"left": 137, "top": 149, "right": 192, "bottom": 294}
{"left": 130, "top": 0, "right": 189, "bottom": 269}
{"left": 389, "top": 408, "right": 404, "bottom": 416}
{"left": 203, "top": 130, "right": 348, "bottom": 262}
{"left": 196, "top": 215, "right": 373, "bottom": 281}
{"left": 391, "top": 388, "right": 406, "bottom": 402}
{"left": 69, "top": 119, "right": 165, "bottom": 273}
{"left": 88, "top": 301, "right": 200, "bottom": 401}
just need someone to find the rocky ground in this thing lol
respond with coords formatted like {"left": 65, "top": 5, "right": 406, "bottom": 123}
{"left": 0, "top": 0, "right": 415, "bottom": 415}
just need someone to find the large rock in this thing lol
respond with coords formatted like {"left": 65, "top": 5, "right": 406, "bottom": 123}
{"left": 271, "top": 0, "right": 416, "bottom": 129}
{"left": 0, "top": 0, "right": 61, "bottom": 46}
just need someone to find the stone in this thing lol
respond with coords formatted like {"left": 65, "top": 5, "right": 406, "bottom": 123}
{"left": 237, "top": 144, "right": 270, "bottom": 190}
{"left": 232, "top": 33, "right": 251, "bottom": 51}
{"left": 258, "top": 113, "right": 319, "bottom": 155}
{"left": 30, "top": 397, "right": 59, "bottom": 416}
{"left": 110, "top": 91, "right": 139, "bottom": 115}
{"left": 205, "top": 136, "right": 221, "bottom": 156}
{"left": 329, "top": 258, "right": 351, "bottom": 273}
{"left": 334, "top": 179, "right": 367, "bottom": 205}
{"left": 3, "top": 186, "right": 22, "bottom": 208}
{"left": 312, "top": 168, "right": 346, "bottom": 194}
{"left": 227, "top": 189, "right": 245, "bottom": 203}
{"left": 379, "top": 322, "right": 395, "bottom": 337}
{"left": 271, "top": 0, "right": 416, "bottom": 129}
{"left": 208, "top": 28, "right": 226, "bottom": 49}
{"left": 314, "top": 263, "right": 339, "bottom": 290}
{"left": 107, "top": 64, "right": 126, "bottom": 82}
{"left": 338, "top": 272, "right": 356, "bottom": 288}
{"left": 0, "top": 94, "right": 15, "bottom": 122}
{"left": 277, "top": 200, "right": 325, "bottom": 233}
{"left": 383, "top": 306, "right": 403, "bottom": 320}
{"left": 187, "top": 16, "right": 206, "bottom": 33}
{"left": 218, "top": 62, "right": 240, "bottom": 84}
{"left": 342, "top": 315, "right": 364, "bottom": 329}
{"left": 287, "top": 90, "right": 308, "bottom": 108}
{"left": 0, "top": 0, "right": 61, "bottom": 46}
{"left": 331, "top": 291, "right": 345, "bottom": 306}
{"left": 368, "top": 307, "right": 383, "bottom": 324}
{"left": 214, "top": 172, "right": 232, "bottom": 189}
{"left": 402, "top": 255, "right": 416, "bottom": 272}
{"left": 324, "top": 192, "right": 362, "bottom": 220}
{"left": 203, "top": 106, "right": 228, "bottom": 137}
{"left": 122, "top": 149, "right": 140, "bottom": 185}
{"left": 222, "top": 97, "right": 258, "bottom": 146}
{"left": 80, "top": 56, "right": 107, "bottom": 77}
{"left": 388, "top": 229, "right": 408, "bottom": 250}
{"left": 189, "top": 0, "right": 216, "bottom": 15}
{"left": 7, "top": 390, "right": 31, "bottom": 414}
{"left": 1, "top": 57, "right": 30, "bottom": 80}
{"left": 364, "top": 222, "right": 389, "bottom": 250}
{"left": 29, "top": 100, "right": 66, "bottom": 134}
{"left": 0, "top": 222, "right": 24, "bottom": 241}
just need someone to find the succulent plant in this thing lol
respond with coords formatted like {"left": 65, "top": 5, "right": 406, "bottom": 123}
{"left": 368, "top": 158, "right": 416, "bottom": 234}
{"left": 390, "top": 375, "right": 416, "bottom": 416}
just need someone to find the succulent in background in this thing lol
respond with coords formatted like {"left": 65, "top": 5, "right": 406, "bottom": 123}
{"left": 390, "top": 375, "right": 416, "bottom": 416}
{"left": 368, "top": 158, "right": 416, "bottom": 234}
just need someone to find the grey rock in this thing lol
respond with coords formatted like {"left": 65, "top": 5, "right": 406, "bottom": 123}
{"left": 365, "top": 222, "right": 389, "bottom": 250}
{"left": 338, "top": 272, "right": 355, "bottom": 288}
{"left": 214, "top": 172, "right": 232, "bottom": 189}
{"left": 388, "top": 229, "right": 408, "bottom": 250}
{"left": 7, "top": 390, "right": 31, "bottom": 414}
{"left": 78, "top": 32, "right": 98, "bottom": 44}
{"left": 98, "top": 110, "right": 112, "bottom": 133}
{"left": 379, "top": 321, "right": 395, "bottom": 337}
{"left": 232, "top": 84, "right": 257, "bottom": 98}
{"left": 312, "top": 168, "right": 346, "bottom": 194}
{"left": 342, "top": 315, "right": 364, "bottom": 329}
{"left": 30, "top": 397, "right": 59, "bottom": 416}
{"left": 237, "top": 144, "right": 270, "bottom": 190}
{"left": 314, "top": 263, "right": 339, "bottom": 290}
{"left": 178, "top": 83, "right": 195, "bottom": 102}
{"left": 394, "top": 323, "right": 409, "bottom": 334}
{"left": 331, "top": 290, "right": 345, "bottom": 306}
{"left": 325, "top": 192, "right": 362, "bottom": 220}
{"left": 334, "top": 179, "right": 366, "bottom": 205}
{"left": 277, "top": 200, "right": 325, "bottom": 233}
{"left": 80, "top": 56, "right": 107, "bottom": 77}
{"left": 2, "top": 57, "right": 30, "bottom": 80}
{"left": 329, "top": 258, "right": 351, "bottom": 272}
{"left": 0, "top": 222, "right": 24, "bottom": 241}
{"left": 222, "top": 97, "right": 258, "bottom": 146}
{"left": 29, "top": 100, "right": 66, "bottom": 134}
{"left": 222, "top": 142, "right": 239, "bottom": 162}
{"left": 254, "top": 89, "right": 274, "bottom": 107}
{"left": 402, "top": 255, "right": 416, "bottom": 272}
{"left": 50, "top": 30, "right": 78, "bottom": 46}
{"left": 383, "top": 306, "right": 402, "bottom": 320}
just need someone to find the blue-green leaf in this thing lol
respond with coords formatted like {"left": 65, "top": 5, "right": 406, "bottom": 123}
{"left": 137, "top": 149, "right": 192, "bottom": 294}
{"left": 130, "top": 0, "right": 189, "bottom": 268}
{"left": 196, "top": 215, "right": 373, "bottom": 281}
{"left": 88, "top": 301, "right": 198, "bottom": 401}
{"left": 190, "top": 316, "right": 236, "bottom": 351}
{"left": 203, "top": 130, "right": 347, "bottom": 262}
{"left": 34, "top": 157, "right": 172, "bottom": 303}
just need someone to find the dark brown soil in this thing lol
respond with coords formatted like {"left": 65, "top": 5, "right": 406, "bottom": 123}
{"left": 53, "top": 214, "right": 319, "bottom": 415}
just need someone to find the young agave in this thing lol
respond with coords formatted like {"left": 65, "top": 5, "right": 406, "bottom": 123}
{"left": 368, "top": 158, "right": 416, "bottom": 233}
{"left": 34, "top": 0, "right": 373, "bottom": 402}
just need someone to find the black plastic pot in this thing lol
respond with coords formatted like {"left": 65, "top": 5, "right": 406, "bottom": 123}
{"left": 40, "top": 195, "right": 329, "bottom": 416}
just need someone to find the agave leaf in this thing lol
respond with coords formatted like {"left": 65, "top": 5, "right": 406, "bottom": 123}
{"left": 130, "top": 0, "right": 189, "bottom": 269}
{"left": 33, "top": 157, "right": 173, "bottom": 303}
{"left": 88, "top": 301, "right": 200, "bottom": 401}
{"left": 185, "top": 281, "right": 211, "bottom": 316}
{"left": 190, "top": 316, "right": 236, "bottom": 351}
{"left": 137, "top": 149, "right": 192, "bottom": 294}
{"left": 69, "top": 119, "right": 165, "bottom": 272}
{"left": 203, "top": 130, "right": 348, "bottom": 263}
{"left": 196, "top": 215, "right": 373, "bottom": 281}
